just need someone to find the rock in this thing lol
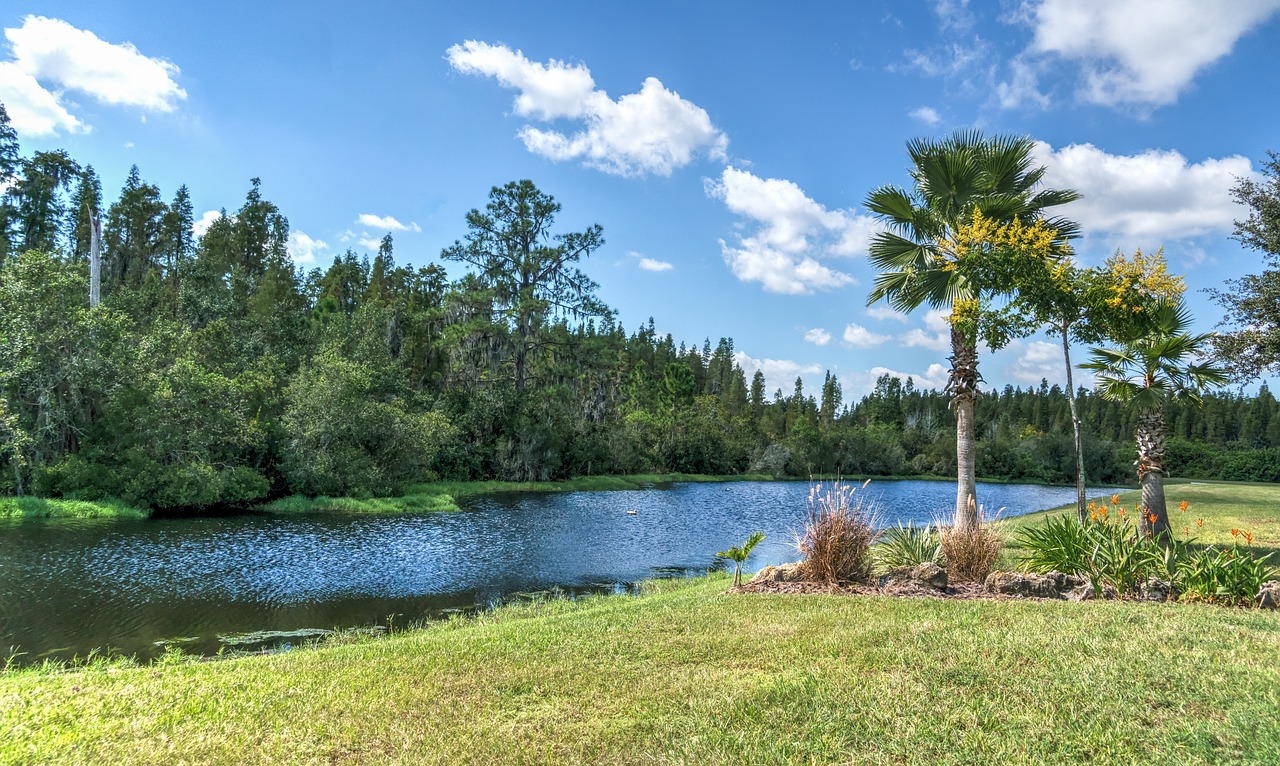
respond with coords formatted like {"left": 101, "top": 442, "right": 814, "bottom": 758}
{"left": 983, "top": 571, "right": 1061, "bottom": 599}
{"left": 1067, "top": 581, "right": 1119, "bottom": 602}
{"left": 1139, "top": 577, "right": 1178, "bottom": 602}
{"left": 1045, "top": 571, "right": 1086, "bottom": 592}
{"left": 1258, "top": 581, "right": 1280, "bottom": 609}
{"left": 879, "top": 563, "right": 948, "bottom": 591}
{"left": 747, "top": 562, "right": 805, "bottom": 585}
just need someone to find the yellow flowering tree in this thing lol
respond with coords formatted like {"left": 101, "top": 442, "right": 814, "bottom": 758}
{"left": 1009, "top": 247, "right": 1185, "bottom": 521}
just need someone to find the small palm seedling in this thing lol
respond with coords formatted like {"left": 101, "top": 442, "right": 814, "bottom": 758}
{"left": 717, "top": 531, "right": 766, "bottom": 587}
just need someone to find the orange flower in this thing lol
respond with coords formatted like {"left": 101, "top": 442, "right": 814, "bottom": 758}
{"left": 1148, "top": 513, "right": 1158, "bottom": 524}
{"left": 1183, "top": 527, "right": 1190, "bottom": 535}
{"left": 1091, "top": 511, "right": 1098, "bottom": 521}
{"left": 1196, "top": 518, "right": 1204, "bottom": 527}
{"left": 1244, "top": 531, "right": 1254, "bottom": 544}
{"left": 1231, "top": 528, "right": 1240, "bottom": 537}
{"left": 1119, "top": 507, "right": 1126, "bottom": 517}
{"left": 1089, "top": 501, "right": 1097, "bottom": 512}
{"left": 1111, "top": 495, "right": 1119, "bottom": 506}
{"left": 1179, "top": 500, "right": 1189, "bottom": 512}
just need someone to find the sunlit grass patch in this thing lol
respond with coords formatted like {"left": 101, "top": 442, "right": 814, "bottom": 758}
{"left": 405, "top": 473, "right": 774, "bottom": 499}
{"left": 0, "top": 496, "right": 149, "bottom": 519}
{"left": 260, "top": 493, "right": 460, "bottom": 514}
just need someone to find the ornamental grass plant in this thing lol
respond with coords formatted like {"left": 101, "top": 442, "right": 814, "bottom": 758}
{"left": 797, "top": 480, "right": 879, "bottom": 583}
{"left": 939, "top": 501, "right": 1004, "bottom": 582}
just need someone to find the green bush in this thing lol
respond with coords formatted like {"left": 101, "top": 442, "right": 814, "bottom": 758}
{"left": 1014, "top": 513, "right": 1096, "bottom": 576}
{"left": 875, "top": 523, "right": 941, "bottom": 569}
{"left": 1178, "top": 537, "right": 1278, "bottom": 606}
{"left": 1015, "top": 509, "right": 1167, "bottom": 596}
{"left": 1017, "top": 507, "right": 1277, "bottom": 603}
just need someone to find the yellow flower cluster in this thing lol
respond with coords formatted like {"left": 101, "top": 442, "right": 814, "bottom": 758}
{"left": 1099, "top": 247, "right": 1185, "bottom": 312}
{"left": 937, "top": 209, "right": 1058, "bottom": 261}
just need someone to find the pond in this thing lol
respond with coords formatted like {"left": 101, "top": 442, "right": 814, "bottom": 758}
{"left": 0, "top": 480, "right": 1083, "bottom": 664}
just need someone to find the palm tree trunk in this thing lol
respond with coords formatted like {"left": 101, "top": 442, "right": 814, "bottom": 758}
{"left": 1060, "top": 319, "right": 1087, "bottom": 522}
{"left": 949, "top": 325, "right": 979, "bottom": 531}
{"left": 1136, "top": 408, "right": 1170, "bottom": 540}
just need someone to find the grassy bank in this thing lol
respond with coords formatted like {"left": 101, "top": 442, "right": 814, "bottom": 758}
{"left": 260, "top": 493, "right": 462, "bottom": 514}
{"left": 404, "top": 472, "right": 775, "bottom": 499}
{"left": 3, "top": 574, "right": 1278, "bottom": 765}
{"left": 258, "top": 474, "right": 774, "bottom": 515}
{"left": 0, "top": 496, "right": 149, "bottom": 520}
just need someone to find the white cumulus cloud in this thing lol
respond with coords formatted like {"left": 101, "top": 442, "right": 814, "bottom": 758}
{"left": 356, "top": 213, "right": 421, "bottom": 233}
{"left": 706, "top": 166, "right": 876, "bottom": 294}
{"left": 804, "top": 328, "right": 832, "bottom": 346}
{"left": 898, "top": 309, "right": 952, "bottom": 351}
{"left": 733, "top": 351, "right": 823, "bottom": 392}
{"left": 0, "top": 61, "right": 86, "bottom": 136}
{"left": 191, "top": 210, "right": 224, "bottom": 238}
{"left": 842, "top": 323, "right": 890, "bottom": 349}
{"left": 0, "top": 15, "right": 186, "bottom": 136}
{"left": 842, "top": 364, "right": 950, "bottom": 398}
{"left": 446, "top": 40, "right": 727, "bottom": 177}
{"left": 1007, "top": 340, "right": 1064, "bottom": 385}
{"left": 626, "top": 251, "right": 673, "bottom": 272}
{"left": 1035, "top": 141, "right": 1254, "bottom": 243}
{"left": 1013, "top": 0, "right": 1280, "bottom": 108}
{"left": 287, "top": 230, "right": 328, "bottom": 266}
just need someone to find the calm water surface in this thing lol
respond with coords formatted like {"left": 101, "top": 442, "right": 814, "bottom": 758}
{"left": 0, "top": 480, "right": 1081, "bottom": 664}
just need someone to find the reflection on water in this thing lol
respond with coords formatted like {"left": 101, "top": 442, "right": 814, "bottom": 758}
{"left": 0, "top": 480, "right": 1081, "bottom": 664}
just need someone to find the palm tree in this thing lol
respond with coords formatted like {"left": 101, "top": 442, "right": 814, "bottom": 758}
{"left": 864, "top": 130, "right": 1079, "bottom": 530}
{"left": 716, "top": 531, "right": 766, "bottom": 587}
{"left": 1083, "top": 300, "right": 1227, "bottom": 541}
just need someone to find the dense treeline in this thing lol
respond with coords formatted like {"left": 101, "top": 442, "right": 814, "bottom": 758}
{"left": 1, "top": 108, "right": 1276, "bottom": 510}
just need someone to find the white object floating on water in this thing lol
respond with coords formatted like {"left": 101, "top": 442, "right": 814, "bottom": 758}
{"left": 626, "top": 509, "right": 637, "bottom": 515}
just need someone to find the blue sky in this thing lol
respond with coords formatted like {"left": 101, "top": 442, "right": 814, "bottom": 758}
{"left": 3, "top": 1, "right": 1279, "bottom": 398}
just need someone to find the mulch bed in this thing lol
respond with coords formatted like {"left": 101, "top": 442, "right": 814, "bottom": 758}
{"left": 728, "top": 580, "right": 988, "bottom": 599}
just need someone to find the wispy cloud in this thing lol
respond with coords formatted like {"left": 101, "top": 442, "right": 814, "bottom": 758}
{"left": 356, "top": 213, "right": 422, "bottom": 233}
{"left": 627, "top": 251, "right": 674, "bottom": 272}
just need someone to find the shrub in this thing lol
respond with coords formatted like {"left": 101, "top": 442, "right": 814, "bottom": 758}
{"left": 1178, "top": 532, "right": 1278, "bottom": 606}
{"left": 797, "top": 481, "right": 879, "bottom": 583}
{"left": 1014, "top": 513, "right": 1094, "bottom": 575}
{"left": 876, "top": 523, "right": 941, "bottom": 570}
{"left": 940, "top": 523, "right": 1003, "bottom": 583}
{"left": 1016, "top": 498, "right": 1278, "bottom": 603}
{"left": 1015, "top": 503, "right": 1167, "bottom": 596}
